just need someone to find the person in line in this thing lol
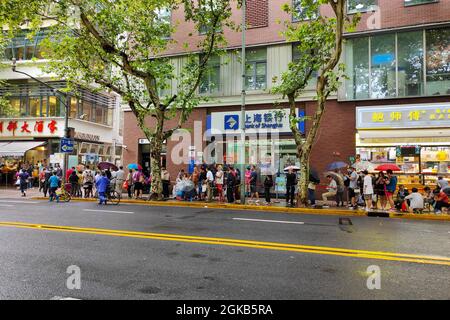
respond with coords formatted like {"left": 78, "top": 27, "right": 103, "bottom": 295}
{"left": 18, "top": 169, "right": 29, "bottom": 197}
{"left": 385, "top": 169, "right": 398, "bottom": 212}
{"left": 264, "top": 175, "right": 274, "bottom": 205}
{"left": 42, "top": 167, "right": 52, "bottom": 197}
{"left": 346, "top": 166, "right": 358, "bottom": 209}
{"left": 133, "top": 169, "right": 144, "bottom": 199}
{"left": 215, "top": 165, "right": 224, "bottom": 203}
{"left": 114, "top": 166, "right": 125, "bottom": 196}
{"left": 191, "top": 167, "right": 199, "bottom": 200}
{"left": 206, "top": 166, "right": 214, "bottom": 202}
{"left": 395, "top": 184, "right": 409, "bottom": 210}
{"left": 198, "top": 167, "right": 206, "bottom": 201}
{"left": 49, "top": 172, "right": 60, "bottom": 203}
{"left": 249, "top": 165, "right": 259, "bottom": 204}
{"left": 285, "top": 168, "right": 297, "bottom": 207}
{"left": 126, "top": 169, "right": 134, "bottom": 199}
{"left": 335, "top": 170, "right": 345, "bottom": 207}
{"left": 245, "top": 166, "right": 252, "bottom": 197}
{"left": 96, "top": 172, "right": 110, "bottom": 205}
{"left": 161, "top": 167, "right": 170, "bottom": 199}
{"left": 69, "top": 170, "right": 79, "bottom": 197}
{"left": 437, "top": 176, "right": 448, "bottom": 190}
{"left": 322, "top": 175, "right": 337, "bottom": 208}
{"left": 405, "top": 188, "right": 424, "bottom": 214}
{"left": 66, "top": 166, "right": 75, "bottom": 183}
{"left": 374, "top": 171, "right": 387, "bottom": 210}
{"left": 423, "top": 186, "right": 434, "bottom": 211}
{"left": 226, "top": 167, "right": 236, "bottom": 203}
{"left": 82, "top": 166, "right": 94, "bottom": 198}
{"left": 363, "top": 170, "right": 374, "bottom": 212}
{"left": 308, "top": 181, "right": 317, "bottom": 207}
{"left": 433, "top": 189, "right": 449, "bottom": 214}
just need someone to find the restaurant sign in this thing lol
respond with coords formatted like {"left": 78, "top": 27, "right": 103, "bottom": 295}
{"left": 0, "top": 118, "right": 64, "bottom": 138}
{"left": 356, "top": 103, "right": 450, "bottom": 129}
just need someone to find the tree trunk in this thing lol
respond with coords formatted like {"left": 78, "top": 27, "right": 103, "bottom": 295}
{"left": 297, "top": 151, "right": 310, "bottom": 207}
{"left": 148, "top": 114, "right": 164, "bottom": 201}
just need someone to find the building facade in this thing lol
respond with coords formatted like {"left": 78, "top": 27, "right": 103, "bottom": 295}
{"left": 121, "top": 0, "right": 450, "bottom": 192}
{"left": 0, "top": 31, "right": 124, "bottom": 186}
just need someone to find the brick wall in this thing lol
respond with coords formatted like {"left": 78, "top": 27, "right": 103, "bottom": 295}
{"left": 247, "top": 0, "right": 269, "bottom": 28}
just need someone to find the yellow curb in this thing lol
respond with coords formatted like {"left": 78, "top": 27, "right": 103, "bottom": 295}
{"left": 31, "top": 197, "right": 450, "bottom": 222}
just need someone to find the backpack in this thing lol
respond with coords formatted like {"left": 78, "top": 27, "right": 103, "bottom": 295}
{"left": 344, "top": 176, "right": 350, "bottom": 187}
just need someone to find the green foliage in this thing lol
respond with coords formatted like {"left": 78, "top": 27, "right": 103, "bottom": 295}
{"left": 0, "top": 0, "right": 235, "bottom": 135}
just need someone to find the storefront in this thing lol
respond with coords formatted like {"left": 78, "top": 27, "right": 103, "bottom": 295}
{"left": 207, "top": 107, "right": 304, "bottom": 186}
{"left": 356, "top": 102, "right": 450, "bottom": 190}
{"left": 0, "top": 118, "right": 65, "bottom": 186}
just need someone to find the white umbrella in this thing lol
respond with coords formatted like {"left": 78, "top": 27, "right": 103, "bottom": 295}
{"left": 352, "top": 161, "right": 374, "bottom": 172}
{"left": 284, "top": 165, "right": 300, "bottom": 172}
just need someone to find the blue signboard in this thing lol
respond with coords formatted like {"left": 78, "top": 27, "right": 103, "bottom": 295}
{"left": 224, "top": 115, "right": 239, "bottom": 130}
{"left": 60, "top": 138, "right": 74, "bottom": 153}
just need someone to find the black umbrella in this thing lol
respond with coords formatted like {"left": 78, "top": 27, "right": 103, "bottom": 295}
{"left": 309, "top": 168, "right": 320, "bottom": 183}
{"left": 98, "top": 162, "right": 118, "bottom": 171}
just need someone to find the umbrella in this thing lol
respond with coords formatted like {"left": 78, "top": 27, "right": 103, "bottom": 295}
{"left": 98, "top": 162, "right": 118, "bottom": 171}
{"left": 309, "top": 168, "right": 320, "bottom": 183}
{"left": 352, "top": 161, "right": 374, "bottom": 172}
{"left": 326, "top": 161, "right": 348, "bottom": 171}
{"left": 128, "top": 163, "right": 143, "bottom": 170}
{"left": 324, "top": 171, "right": 344, "bottom": 186}
{"left": 284, "top": 165, "right": 300, "bottom": 172}
{"left": 374, "top": 164, "right": 401, "bottom": 172}
{"left": 76, "top": 164, "right": 85, "bottom": 172}
{"left": 183, "top": 180, "right": 195, "bottom": 192}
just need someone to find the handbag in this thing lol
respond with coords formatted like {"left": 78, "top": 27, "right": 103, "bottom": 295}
{"left": 123, "top": 180, "right": 129, "bottom": 190}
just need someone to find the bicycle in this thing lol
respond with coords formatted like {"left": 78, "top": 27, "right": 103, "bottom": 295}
{"left": 58, "top": 183, "right": 72, "bottom": 202}
{"left": 106, "top": 184, "right": 121, "bottom": 205}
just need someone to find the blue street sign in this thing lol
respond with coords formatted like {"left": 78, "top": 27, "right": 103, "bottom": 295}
{"left": 60, "top": 138, "right": 74, "bottom": 153}
{"left": 224, "top": 115, "right": 239, "bottom": 130}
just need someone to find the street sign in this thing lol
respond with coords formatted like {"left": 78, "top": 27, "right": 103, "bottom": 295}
{"left": 60, "top": 138, "right": 74, "bottom": 153}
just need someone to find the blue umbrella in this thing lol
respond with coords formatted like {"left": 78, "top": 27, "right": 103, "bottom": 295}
{"left": 326, "top": 161, "right": 348, "bottom": 171}
{"left": 127, "top": 163, "right": 142, "bottom": 170}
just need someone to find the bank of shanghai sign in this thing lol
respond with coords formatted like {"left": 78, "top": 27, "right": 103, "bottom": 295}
{"left": 213, "top": 109, "right": 304, "bottom": 134}
{"left": 356, "top": 103, "right": 450, "bottom": 129}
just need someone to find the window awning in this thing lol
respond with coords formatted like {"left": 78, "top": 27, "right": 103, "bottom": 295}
{"left": 0, "top": 141, "right": 46, "bottom": 157}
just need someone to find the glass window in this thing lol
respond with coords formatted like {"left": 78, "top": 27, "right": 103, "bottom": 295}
{"left": 345, "top": 37, "right": 370, "bottom": 99}
{"left": 292, "top": 0, "right": 318, "bottom": 22}
{"left": 69, "top": 97, "right": 78, "bottom": 119}
{"left": 426, "top": 28, "right": 450, "bottom": 96}
{"left": 95, "top": 106, "right": 104, "bottom": 124}
{"left": 107, "top": 108, "right": 113, "bottom": 126}
{"left": 347, "top": 0, "right": 377, "bottom": 13}
{"left": 41, "top": 96, "right": 48, "bottom": 117}
{"left": 3, "top": 29, "right": 49, "bottom": 61}
{"left": 405, "top": 0, "right": 438, "bottom": 6}
{"left": 397, "top": 31, "right": 424, "bottom": 97}
{"left": 155, "top": 8, "right": 171, "bottom": 39}
{"left": 9, "top": 98, "right": 21, "bottom": 117}
{"left": 29, "top": 97, "right": 40, "bottom": 117}
{"left": 370, "top": 33, "right": 396, "bottom": 98}
{"left": 48, "top": 96, "right": 57, "bottom": 117}
{"left": 82, "top": 101, "right": 93, "bottom": 121}
{"left": 245, "top": 48, "right": 267, "bottom": 91}
{"left": 200, "top": 55, "right": 221, "bottom": 94}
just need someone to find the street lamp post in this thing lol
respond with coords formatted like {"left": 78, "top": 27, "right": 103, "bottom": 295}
{"left": 11, "top": 58, "right": 71, "bottom": 183}
{"left": 239, "top": 0, "right": 247, "bottom": 204}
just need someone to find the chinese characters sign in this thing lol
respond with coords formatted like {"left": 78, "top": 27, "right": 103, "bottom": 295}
{"left": 0, "top": 119, "right": 63, "bottom": 138}
{"left": 356, "top": 103, "right": 450, "bottom": 129}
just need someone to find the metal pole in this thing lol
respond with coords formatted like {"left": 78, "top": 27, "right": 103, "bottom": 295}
{"left": 239, "top": 0, "right": 246, "bottom": 204}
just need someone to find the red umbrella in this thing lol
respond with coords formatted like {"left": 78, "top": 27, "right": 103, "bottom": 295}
{"left": 374, "top": 164, "right": 401, "bottom": 171}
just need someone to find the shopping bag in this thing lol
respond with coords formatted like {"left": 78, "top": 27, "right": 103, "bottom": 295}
{"left": 122, "top": 181, "right": 129, "bottom": 190}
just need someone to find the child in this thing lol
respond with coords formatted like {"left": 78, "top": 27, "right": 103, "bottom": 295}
{"left": 264, "top": 175, "right": 274, "bottom": 205}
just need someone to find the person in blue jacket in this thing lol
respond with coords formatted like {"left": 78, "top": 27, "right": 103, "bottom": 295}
{"left": 96, "top": 171, "right": 110, "bottom": 205}
{"left": 49, "top": 172, "right": 60, "bottom": 203}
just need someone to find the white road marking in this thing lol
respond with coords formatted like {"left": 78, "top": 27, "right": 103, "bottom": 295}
{"left": 50, "top": 296, "right": 81, "bottom": 300}
{"left": 233, "top": 218, "right": 305, "bottom": 225}
{"left": 0, "top": 200, "right": 39, "bottom": 204}
{"left": 0, "top": 204, "right": 14, "bottom": 207}
{"left": 83, "top": 209, "right": 134, "bottom": 214}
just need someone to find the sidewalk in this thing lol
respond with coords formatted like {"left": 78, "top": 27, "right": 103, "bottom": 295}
{"left": 5, "top": 188, "right": 442, "bottom": 222}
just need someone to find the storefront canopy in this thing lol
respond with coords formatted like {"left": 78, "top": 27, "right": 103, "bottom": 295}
{"left": 0, "top": 141, "right": 46, "bottom": 157}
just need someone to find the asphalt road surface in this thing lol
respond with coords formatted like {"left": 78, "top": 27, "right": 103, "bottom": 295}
{"left": 0, "top": 198, "right": 449, "bottom": 300}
